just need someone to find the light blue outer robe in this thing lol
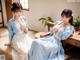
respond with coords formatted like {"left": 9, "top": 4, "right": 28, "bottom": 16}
{"left": 8, "top": 16, "right": 28, "bottom": 42}
{"left": 7, "top": 16, "right": 30, "bottom": 60}
{"left": 29, "top": 25, "right": 74, "bottom": 60}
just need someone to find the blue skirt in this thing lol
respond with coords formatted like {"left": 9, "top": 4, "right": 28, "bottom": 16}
{"left": 29, "top": 35, "right": 64, "bottom": 60}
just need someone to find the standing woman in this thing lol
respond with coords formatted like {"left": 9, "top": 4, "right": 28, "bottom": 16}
{"left": 8, "top": 2, "right": 32, "bottom": 60}
{"left": 29, "top": 9, "right": 74, "bottom": 60}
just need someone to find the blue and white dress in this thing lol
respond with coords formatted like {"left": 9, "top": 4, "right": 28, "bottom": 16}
{"left": 29, "top": 25, "right": 74, "bottom": 60}
{"left": 8, "top": 16, "right": 33, "bottom": 60}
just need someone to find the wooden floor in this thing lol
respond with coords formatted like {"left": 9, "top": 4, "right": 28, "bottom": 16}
{"left": 0, "top": 28, "right": 12, "bottom": 60}
{"left": 0, "top": 28, "right": 35, "bottom": 60}
{"left": 0, "top": 28, "right": 80, "bottom": 60}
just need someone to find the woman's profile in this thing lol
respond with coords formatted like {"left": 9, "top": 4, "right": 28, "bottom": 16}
{"left": 7, "top": 2, "right": 33, "bottom": 60}
{"left": 29, "top": 9, "right": 74, "bottom": 60}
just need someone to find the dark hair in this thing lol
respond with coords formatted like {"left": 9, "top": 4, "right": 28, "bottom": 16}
{"left": 11, "top": 2, "right": 23, "bottom": 12}
{"left": 61, "top": 9, "right": 73, "bottom": 26}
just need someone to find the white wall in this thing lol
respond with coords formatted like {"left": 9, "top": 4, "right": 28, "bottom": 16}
{"left": 1, "top": 0, "right": 7, "bottom": 27}
{"left": 8, "top": 0, "right": 80, "bottom": 31}
{"left": 27, "top": 0, "right": 80, "bottom": 32}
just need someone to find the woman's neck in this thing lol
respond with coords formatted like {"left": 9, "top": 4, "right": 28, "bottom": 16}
{"left": 14, "top": 16, "right": 20, "bottom": 22}
{"left": 63, "top": 23, "right": 70, "bottom": 28}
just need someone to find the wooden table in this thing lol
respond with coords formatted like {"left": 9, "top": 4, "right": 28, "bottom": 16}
{"left": 64, "top": 31, "right": 80, "bottom": 48}
{"left": 35, "top": 31, "right": 80, "bottom": 48}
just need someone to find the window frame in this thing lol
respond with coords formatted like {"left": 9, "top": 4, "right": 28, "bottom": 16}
{"left": 19, "top": 0, "right": 29, "bottom": 11}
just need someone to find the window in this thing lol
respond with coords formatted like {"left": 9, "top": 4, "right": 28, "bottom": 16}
{"left": 20, "top": 0, "right": 29, "bottom": 11}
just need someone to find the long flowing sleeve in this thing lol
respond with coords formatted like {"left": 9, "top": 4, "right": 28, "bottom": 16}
{"left": 8, "top": 21, "right": 14, "bottom": 42}
{"left": 24, "top": 17, "right": 29, "bottom": 33}
{"left": 20, "top": 16, "right": 29, "bottom": 33}
{"left": 57, "top": 26, "right": 74, "bottom": 40}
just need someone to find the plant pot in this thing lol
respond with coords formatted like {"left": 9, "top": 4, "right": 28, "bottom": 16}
{"left": 47, "top": 23, "right": 54, "bottom": 31}
{"left": 75, "top": 26, "right": 80, "bottom": 31}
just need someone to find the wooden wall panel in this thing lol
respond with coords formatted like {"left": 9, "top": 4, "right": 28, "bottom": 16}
{"left": 5, "top": 0, "right": 13, "bottom": 21}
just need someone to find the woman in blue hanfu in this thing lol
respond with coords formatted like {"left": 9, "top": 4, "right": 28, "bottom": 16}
{"left": 29, "top": 9, "right": 74, "bottom": 60}
{"left": 7, "top": 2, "right": 33, "bottom": 60}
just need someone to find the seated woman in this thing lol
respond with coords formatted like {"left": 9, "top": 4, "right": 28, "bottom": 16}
{"left": 29, "top": 9, "right": 74, "bottom": 60}
{"left": 7, "top": 2, "right": 33, "bottom": 60}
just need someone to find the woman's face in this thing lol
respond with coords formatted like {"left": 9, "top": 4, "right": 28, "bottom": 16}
{"left": 14, "top": 12, "right": 21, "bottom": 17}
{"left": 14, "top": 11, "right": 22, "bottom": 18}
{"left": 61, "top": 16, "right": 70, "bottom": 25}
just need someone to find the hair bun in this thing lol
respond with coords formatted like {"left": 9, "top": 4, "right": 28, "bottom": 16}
{"left": 11, "top": 2, "right": 22, "bottom": 12}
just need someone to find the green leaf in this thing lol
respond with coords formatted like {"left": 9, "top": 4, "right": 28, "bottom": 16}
{"left": 74, "top": 17, "right": 80, "bottom": 26}
{"left": 47, "top": 17, "right": 53, "bottom": 22}
{"left": 38, "top": 17, "right": 54, "bottom": 27}
{"left": 39, "top": 18, "right": 46, "bottom": 21}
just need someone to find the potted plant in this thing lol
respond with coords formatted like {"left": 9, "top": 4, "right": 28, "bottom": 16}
{"left": 74, "top": 16, "right": 80, "bottom": 31}
{"left": 39, "top": 17, "right": 54, "bottom": 31}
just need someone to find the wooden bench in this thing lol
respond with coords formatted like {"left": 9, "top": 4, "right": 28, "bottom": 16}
{"left": 35, "top": 31, "right": 80, "bottom": 48}
{"left": 64, "top": 31, "right": 80, "bottom": 48}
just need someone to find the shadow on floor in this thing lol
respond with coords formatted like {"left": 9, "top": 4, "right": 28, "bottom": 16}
{"left": 65, "top": 46, "right": 80, "bottom": 60}
{"left": 0, "top": 45, "right": 80, "bottom": 60}
{"left": 0, "top": 47, "right": 12, "bottom": 60}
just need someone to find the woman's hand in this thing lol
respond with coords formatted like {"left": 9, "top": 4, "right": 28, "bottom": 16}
{"left": 18, "top": 20, "right": 26, "bottom": 32}
{"left": 53, "top": 23, "right": 63, "bottom": 35}
{"left": 35, "top": 32, "right": 51, "bottom": 38}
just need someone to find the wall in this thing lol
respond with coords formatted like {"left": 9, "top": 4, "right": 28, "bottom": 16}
{"left": 7, "top": 0, "right": 80, "bottom": 31}
{"left": 27, "top": 0, "right": 80, "bottom": 32}
{"left": 1, "top": 0, "right": 7, "bottom": 27}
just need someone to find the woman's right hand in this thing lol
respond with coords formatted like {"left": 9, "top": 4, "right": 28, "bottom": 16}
{"left": 18, "top": 20, "right": 26, "bottom": 32}
{"left": 53, "top": 22, "right": 63, "bottom": 34}
{"left": 35, "top": 32, "right": 50, "bottom": 38}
